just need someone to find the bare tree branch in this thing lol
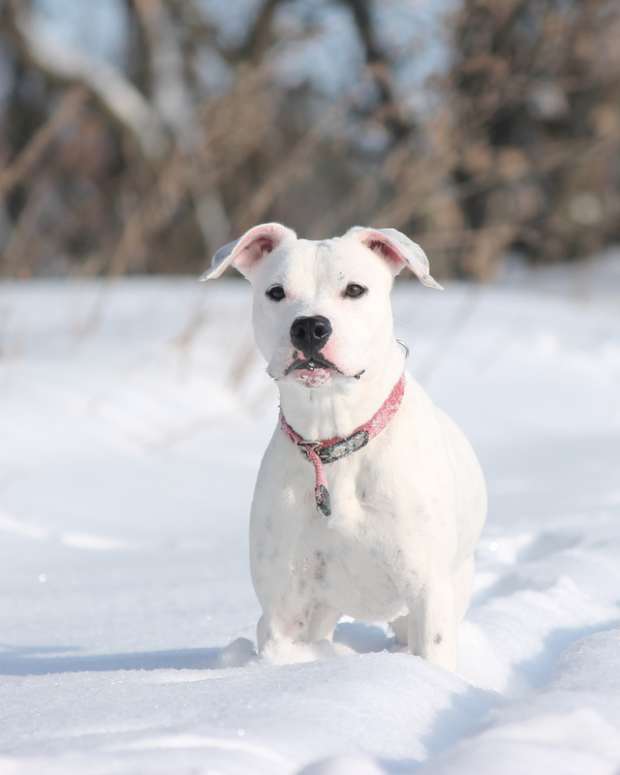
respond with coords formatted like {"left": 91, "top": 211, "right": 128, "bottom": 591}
{"left": 0, "top": 87, "right": 87, "bottom": 198}
{"left": 132, "top": 0, "right": 194, "bottom": 138}
{"left": 237, "top": 0, "right": 283, "bottom": 63}
{"left": 6, "top": 0, "right": 169, "bottom": 162}
{"left": 342, "top": 0, "right": 415, "bottom": 142}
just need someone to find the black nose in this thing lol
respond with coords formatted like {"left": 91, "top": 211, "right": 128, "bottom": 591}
{"left": 290, "top": 315, "right": 332, "bottom": 356}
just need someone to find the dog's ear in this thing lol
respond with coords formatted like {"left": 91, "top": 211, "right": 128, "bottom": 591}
{"left": 344, "top": 226, "right": 443, "bottom": 289}
{"left": 200, "top": 223, "right": 297, "bottom": 281}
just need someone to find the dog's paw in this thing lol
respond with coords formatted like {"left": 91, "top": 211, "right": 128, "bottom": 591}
{"left": 261, "top": 638, "right": 354, "bottom": 665}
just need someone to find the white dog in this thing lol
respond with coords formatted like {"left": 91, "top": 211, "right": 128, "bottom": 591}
{"left": 203, "top": 223, "right": 486, "bottom": 670}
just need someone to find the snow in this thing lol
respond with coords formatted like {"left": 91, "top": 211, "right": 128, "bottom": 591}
{"left": 1, "top": 258, "right": 619, "bottom": 774}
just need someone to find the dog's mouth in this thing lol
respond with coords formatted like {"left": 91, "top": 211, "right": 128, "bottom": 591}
{"left": 284, "top": 355, "right": 342, "bottom": 377}
{"left": 282, "top": 355, "right": 365, "bottom": 386}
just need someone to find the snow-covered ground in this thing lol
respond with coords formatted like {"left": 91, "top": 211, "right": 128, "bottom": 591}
{"left": 1, "top": 260, "right": 619, "bottom": 774}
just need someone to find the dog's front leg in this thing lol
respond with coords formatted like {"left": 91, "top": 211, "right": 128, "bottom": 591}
{"left": 407, "top": 575, "right": 457, "bottom": 670}
{"left": 257, "top": 602, "right": 341, "bottom": 656}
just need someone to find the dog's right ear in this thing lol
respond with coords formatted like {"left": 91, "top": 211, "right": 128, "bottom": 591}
{"left": 200, "top": 223, "right": 297, "bottom": 281}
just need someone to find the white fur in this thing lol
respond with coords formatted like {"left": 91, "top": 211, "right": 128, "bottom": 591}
{"left": 204, "top": 224, "right": 487, "bottom": 670}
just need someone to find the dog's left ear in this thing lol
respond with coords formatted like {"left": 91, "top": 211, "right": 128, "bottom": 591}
{"left": 345, "top": 226, "right": 443, "bottom": 289}
{"left": 200, "top": 222, "right": 297, "bottom": 280}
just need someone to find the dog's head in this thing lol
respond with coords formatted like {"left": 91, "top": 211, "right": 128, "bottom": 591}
{"left": 202, "top": 223, "right": 442, "bottom": 389}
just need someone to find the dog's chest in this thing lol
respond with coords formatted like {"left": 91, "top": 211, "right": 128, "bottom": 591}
{"left": 298, "top": 517, "right": 405, "bottom": 621}
{"left": 291, "top": 451, "right": 407, "bottom": 618}
{"left": 251, "top": 413, "right": 424, "bottom": 620}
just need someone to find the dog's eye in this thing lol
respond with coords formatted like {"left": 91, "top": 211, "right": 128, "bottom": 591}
{"left": 343, "top": 283, "right": 368, "bottom": 299}
{"left": 266, "top": 284, "right": 285, "bottom": 302}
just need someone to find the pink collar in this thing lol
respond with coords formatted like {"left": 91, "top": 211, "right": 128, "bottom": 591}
{"left": 279, "top": 374, "right": 406, "bottom": 517}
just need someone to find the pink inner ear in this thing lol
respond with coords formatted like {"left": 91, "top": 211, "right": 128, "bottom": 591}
{"left": 366, "top": 237, "right": 403, "bottom": 267}
{"left": 238, "top": 234, "right": 275, "bottom": 268}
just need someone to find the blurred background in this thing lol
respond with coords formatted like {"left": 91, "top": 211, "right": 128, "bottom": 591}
{"left": 1, "top": 0, "right": 620, "bottom": 281}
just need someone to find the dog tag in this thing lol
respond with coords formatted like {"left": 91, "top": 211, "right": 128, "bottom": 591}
{"left": 315, "top": 485, "right": 331, "bottom": 517}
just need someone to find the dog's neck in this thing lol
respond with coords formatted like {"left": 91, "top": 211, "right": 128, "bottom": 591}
{"left": 277, "top": 341, "right": 405, "bottom": 440}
